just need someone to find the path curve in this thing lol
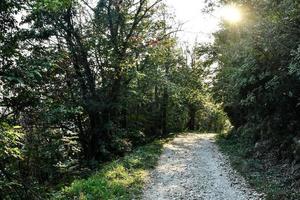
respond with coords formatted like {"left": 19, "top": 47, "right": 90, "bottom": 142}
{"left": 142, "top": 133, "right": 264, "bottom": 200}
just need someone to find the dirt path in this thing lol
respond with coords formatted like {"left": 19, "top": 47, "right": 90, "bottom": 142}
{"left": 142, "top": 133, "right": 263, "bottom": 200}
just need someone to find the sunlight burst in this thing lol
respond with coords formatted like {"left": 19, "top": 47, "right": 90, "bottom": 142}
{"left": 221, "top": 5, "right": 242, "bottom": 23}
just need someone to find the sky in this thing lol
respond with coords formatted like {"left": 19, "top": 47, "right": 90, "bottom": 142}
{"left": 165, "top": 0, "right": 221, "bottom": 45}
{"left": 88, "top": 0, "right": 223, "bottom": 45}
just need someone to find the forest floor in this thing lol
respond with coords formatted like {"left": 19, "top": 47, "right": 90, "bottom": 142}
{"left": 142, "top": 133, "right": 264, "bottom": 200}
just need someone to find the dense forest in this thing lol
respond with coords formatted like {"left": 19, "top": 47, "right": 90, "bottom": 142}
{"left": 210, "top": 0, "right": 300, "bottom": 198}
{"left": 1, "top": 0, "right": 300, "bottom": 199}
{"left": 0, "top": 0, "right": 226, "bottom": 199}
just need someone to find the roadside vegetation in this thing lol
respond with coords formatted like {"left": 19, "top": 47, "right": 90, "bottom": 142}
{"left": 2, "top": 0, "right": 300, "bottom": 199}
{"left": 205, "top": 0, "right": 300, "bottom": 199}
{"left": 0, "top": 1, "right": 226, "bottom": 198}
{"left": 53, "top": 137, "right": 171, "bottom": 200}
{"left": 217, "top": 133, "right": 300, "bottom": 200}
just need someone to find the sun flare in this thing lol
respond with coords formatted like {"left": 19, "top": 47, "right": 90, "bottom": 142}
{"left": 221, "top": 5, "right": 242, "bottom": 23}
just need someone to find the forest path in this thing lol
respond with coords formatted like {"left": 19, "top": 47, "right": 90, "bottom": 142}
{"left": 142, "top": 133, "right": 263, "bottom": 200}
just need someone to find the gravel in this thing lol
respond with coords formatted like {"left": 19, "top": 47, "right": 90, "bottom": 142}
{"left": 142, "top": 133, "right": 264, "bottom": 200}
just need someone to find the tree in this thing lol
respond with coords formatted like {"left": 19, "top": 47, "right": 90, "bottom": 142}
{"left": 0, "top": 0, "right": 224, "bottom": 198}
{"left": 211, "top": 0, "right": 300, "bottom": 165}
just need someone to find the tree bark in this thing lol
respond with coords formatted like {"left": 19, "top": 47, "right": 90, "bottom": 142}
{"left": 63, "top": 8, "right": 103, "bottom": 160}
{"left": 187, "top": 105, "right": 196, "bottom": 130}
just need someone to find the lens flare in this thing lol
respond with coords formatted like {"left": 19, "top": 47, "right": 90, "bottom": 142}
{"left": 221, "top": 5, "right": 242, "bottom": 23}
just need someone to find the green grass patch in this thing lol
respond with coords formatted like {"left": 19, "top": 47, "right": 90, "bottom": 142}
{"left": 216, "top": 133, "right": 300, "bottom": 200}
{"left": 52, "top": 137, "right": 171, "bottom": 200}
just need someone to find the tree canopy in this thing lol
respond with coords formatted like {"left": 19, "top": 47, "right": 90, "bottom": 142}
{"left": 3, "top": 0, "right": 300, "bottom": 198}
{"left": 0, "top": 0, "right": 226, "bottom": 199}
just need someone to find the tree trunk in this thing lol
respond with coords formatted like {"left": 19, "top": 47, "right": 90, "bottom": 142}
{"left": 161, "top": 87, "right": 168, "bottom": 135}
{"left": 187, "top": 105, "right": 196, "bottom": 130}
{"left": 161, "top": 61, "right": 169, "bottom": 136}
{"left": 64, "top": 8, "right": 104, "bottom": 161}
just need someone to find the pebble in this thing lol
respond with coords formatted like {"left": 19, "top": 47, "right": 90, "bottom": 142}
{"left": 142, "top": 133, "right": 264, "bottom": 200}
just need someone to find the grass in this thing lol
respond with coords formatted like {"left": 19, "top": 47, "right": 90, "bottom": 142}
{"left": 216, "top": 133, "right": 300, "bottom": 200}
{"left": 52, "top": 136, "right": 174, "bottom": 200}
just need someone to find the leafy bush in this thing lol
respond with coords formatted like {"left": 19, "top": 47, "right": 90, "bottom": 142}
{"left": 52, "top": 139, "right": 166, "bottom": 200}
{"left": 217, "top": 132, "right": 300, "bottom": 200}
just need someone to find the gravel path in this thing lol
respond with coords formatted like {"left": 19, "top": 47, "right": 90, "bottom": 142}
{"left": 142, "top": 133, "right": 264, "bottom": 200}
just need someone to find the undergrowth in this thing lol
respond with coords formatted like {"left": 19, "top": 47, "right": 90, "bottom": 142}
{"left": 52, "top": 136, "right": 173, "bottom": 200}
{"left": 216, "top": 133, "right": 300, "bottom": 200}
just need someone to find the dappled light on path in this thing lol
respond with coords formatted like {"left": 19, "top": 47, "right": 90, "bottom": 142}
{"left": 142, "top": 133, "right": 263, "bottom": 200}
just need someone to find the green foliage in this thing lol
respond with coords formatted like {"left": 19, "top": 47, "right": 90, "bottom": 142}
{"left": 197, "top": 100, "right": 231, "bottom": 133}
{"left": 34, "top": 0, "right": 72, "bottom": 11}
{"left": 217, "top": 132, "right": 300, "bottom": 200}
{"left": 53, "top": 139, "right": 166, "bottom": 200}
{"left": 207, "top": 0, "right": 300, "bottom": 196}
{"left": 211, "top": 0, "right": 300, "bottom": 150}
{"left": 0, "top": 0, "right": 226, "bottom": 198}
{"left": 0, "top": 123, "right": 23, "bottom": 160}
{"left": 0, "top": 123, "right": 24, "bottom": 199}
